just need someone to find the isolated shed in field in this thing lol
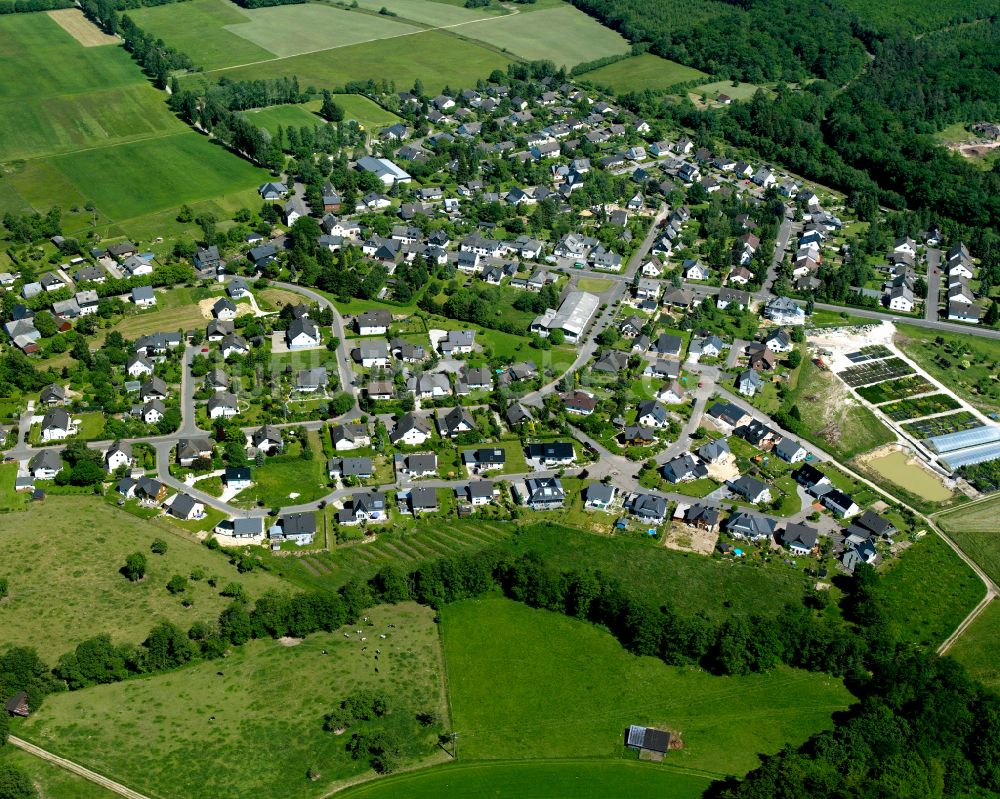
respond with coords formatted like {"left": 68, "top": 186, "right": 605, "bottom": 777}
{"left": 5, "top": 691, "right": 29, "bottom": 717}
{"left": 626, "top": 724, "right": 673, "bottom": 758}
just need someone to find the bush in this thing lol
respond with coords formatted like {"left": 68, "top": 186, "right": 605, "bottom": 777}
{"left": 167, "top": 575, "right": 189, "bottom": 595}
{"left": 150, "top": 538, "right": 168, "bottom": 555}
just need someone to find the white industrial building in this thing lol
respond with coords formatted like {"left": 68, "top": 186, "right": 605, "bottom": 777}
{"left": 530, "top": 291, "right": 599, "bottom": 343}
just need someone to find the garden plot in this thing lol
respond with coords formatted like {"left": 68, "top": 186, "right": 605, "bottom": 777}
{"left": 880, "top": 394, "right": 962, "bottom": 421}
{"left": 839, "top": 357, "right": 914, "bottom": 388}
{"left": 902, "top": 412, "right": 982, "bottom": 439}
{"left": 844, "top": 344, "right": 893, "bottom": 364}
{"left": 856, "top": 375, "right": 934, "bottom": 405}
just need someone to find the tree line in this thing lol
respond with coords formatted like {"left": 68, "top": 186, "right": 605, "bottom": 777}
{"left": 0, "top": 0, "right": 72, "bottom": 14}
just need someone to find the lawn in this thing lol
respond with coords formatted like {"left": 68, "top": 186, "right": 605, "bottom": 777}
{"left": 808, "top": 309, "right": 872, "bottom": 328}
{"left": 454, "top": 5, "right": 629, "bottom": 67}
{"left": 583, "top": 53, "right": 707, "bottom": 92}
{"left": 307, "top": 94, "right": 401, "bottom": 132}
{"left": 0, "top": 496, "right": 286, "bottom": 661}
{"left": 189, "top": 29, "right": 511, "bottom": 93}
{"left": 230, "top": 432, "right": 329, "bottom": 509}
{"left": 783, "top": 357, "right": 894, "bottom": 461}
{"left": 242, "top": 103, "right": 327, "bottom": 140}
{"left": 442, "top": 598, "right": 851, "bottom": 776}
{"left": 0, "top": 462, "right": 26, "bottom": 512}
{"left": 875, "top": 533, "right": 985, "bottom": 649}
{"left": 937, "top": 496, "right": 1000, "bottom": 586}
{"left": 503, "top": 522, "right": 812, "bottom": 622}
{"left": 339, "top": 760, "right": 711, "bottom": 799}
{"left": 894, "top": 324, "right": 1000, "bottom": 414}
{"left": 0, "top": 748, "right": 120, "bottom": 799}
{"left": 576, "top": 277, "right": 614, "bottom": 293}
{"left": 19, "top": 602, "right": 446, "bottom": 799}
{"left": 947, "top": 599, "right": 1000, "bottom": 693}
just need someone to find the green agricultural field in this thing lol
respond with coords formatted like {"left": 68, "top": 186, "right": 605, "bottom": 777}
{"left": 876, "top": 533, "right": 985, "bottom": 649}
{"left": 783, "top": 357, "right": 894, "bottom": 461}
{"left": 0, "top": 748, "right": 120, "bottom": 799}
{"left": 187, "top": 30, "right": 511, "bottom": 95}
{"left": 0, "top": 12, "right": 188, "bottom": 169}
{"left": 19, "top": 603, "right": 446, "bottom": 799}
{"left": 894, "top": 324, "right": 1000, "bottom": 414}
{"left": 347, "top": 0, "right": 511, "bottom": 26}
{"left": 947, "top": 599, "right": 1000, "bottom": 693}
{"left": 502, "top": 523, "right": 813, "bottom": 622}
{"left": 938, "top": 496, "right": 1000, "bottom": 586}
{"left": 129, "top": 0, "right": 273, "bottom": 70}
{"left": 442, "top": 598, "right": 852, "bottom": 776}
{"left": 454, "top": 5, "right": 629, "bottom": 67}
{"left": 49, "top": 133, "right": 267, "bottom": 225}
{"left": 0, "top": 496, "right": 286, "bottom": 660}
{"left": 0, "top": 13, "right": 139, "bottom": 101}
{"left": 583, "top": 53, "right": 708, "bottom": 92}
{"left": 225, "top": 4, "right": 421, "bottom": 60}
{"left": 340, "top": 760, "right": 711, "bottom": 799}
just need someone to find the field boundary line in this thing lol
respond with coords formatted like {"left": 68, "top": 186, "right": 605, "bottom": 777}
{"left": 199, "top": 6, "right": 520, "bottom": 75}
{"left": 9, "top": 736, "right": 156, "bottom": 799}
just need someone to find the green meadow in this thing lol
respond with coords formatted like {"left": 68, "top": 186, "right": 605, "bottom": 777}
{"left": 583, "top": 53, "right": 708, "bottom": 92}
{"left": 19, "top": 603, "right": 446, "bottom": 799}
{"left": 0, "top": 496, "right": 285, "bottom": 660}
{"left": 339, "top": 760, "right": 712, "bottom": 799}
{"left": 442, "top": 598, "right": 852, "bottom": 776}
{"left": 948, "top": 600, "right": 1000, "bottom": 693}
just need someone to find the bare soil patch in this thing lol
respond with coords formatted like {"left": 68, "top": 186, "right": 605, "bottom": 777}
{"left": 664, "top": 521, "right": 717, "bottom": 555}
{"left": 48, "top": 9, "right": 119, "bottom": 46}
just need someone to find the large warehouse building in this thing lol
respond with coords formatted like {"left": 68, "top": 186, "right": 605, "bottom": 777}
{"left": 531, "top": 291, "right": 599, "bottom": 343}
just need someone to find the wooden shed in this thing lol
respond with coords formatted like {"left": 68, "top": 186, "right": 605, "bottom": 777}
{"left": 5, "top": 691, "right": 29, "bottom": 717}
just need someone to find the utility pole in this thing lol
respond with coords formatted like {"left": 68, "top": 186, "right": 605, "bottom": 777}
{"left": 452, "top": 732, "right": 458, "bottom": 759}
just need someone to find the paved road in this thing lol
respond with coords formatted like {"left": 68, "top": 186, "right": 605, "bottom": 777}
{"left": 764, "top": 215, "right": 794, "bottom": 292}
{"left": 925, "top": 248, "right": 941, "bottom": 322}
{"left": 9, "top": 737, "right": 152, "bottom": 799}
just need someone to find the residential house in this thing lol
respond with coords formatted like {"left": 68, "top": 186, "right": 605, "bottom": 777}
{"left": 726, "top": 511, "right": 776, "bottom": 542}
{"left": 169, "top": 493, "right": 205, "bottom": 521}
{"left": 354, "top": 339, "right": 391, "bottom": 368}
{"left": 717, "top": 287, "right": 750, "bottom": 311}
{"left": 394, "top": 452, "right": 438, "bottom": 478}
{"left": 526, "top": 441, "right": 574, "bottom": 466}
{"left": 584, "top": 481, "right": 617, "bottom": 511}
{"left": 246, "top": 427, "right": 284, "bottom": 458}
{"left": 406, "top": 486, "right": 439, "bottom": 515}
{"left": 277, "top": 512, "right": 317, "bottom": 545}
{"left": 29, "top": 450, "right": 62, "bottom": 480}
{"left": 728, "top": 475, "right": 772, "bottom": 504}
{"left": 355, "top": 309, "right": 391, "bottom": 335}
{"left": 662, "top": 452, "right": 707, "bottom": 484}
{"left": 636, "top": 399, "right": 668, "bottom": 428}
{"left": 781, "top": 523, "right": 818, "bottom": 556}
{"left": 328, "top": 457, "right": 374, "bottom": 479}
{"left": 697, "top": 439, "right": 730, "bottom": 463}
{"left": 105, "top": 440, "right": 133, "bottom": 473}
{"left": 822, "top": 489, "right": 860, "bottom": 518}
{"left": 207, "top": 392, "right": 239, "bottom": 419}
{"left": 286, "top": 317, "right": 321, "bottom": 350}
{"left": 440, "top": 406, "right": 477, "bottom": 438}
{"left": 331, "top": 422, "right": 370, "bottom": 451}
{"left": 462, "top": 480, "right": 497, "bottom": 506}
{"left": 338, "top": 491, "right": 387, "bottom": 524}
{"left": 224, "top": 466, "right": 252, "bottom": 491}
{"left": 176, "top": 437, "right": 214, "bottom": 466}
{"left": 131, "top": 286, "right": 156, "bottom": 308}
{"left": 391, "top": 412, "right": 432, "bottom": 446}
{"left": 40, "top": 408, "right": 72, "bottom": 441}
{"left": 736, "top": 369, "right": 763, "bottom": 397}
{"left": 629, "top": 493, "right": 668, "bottom": 524}
{"left": 562, "top": 390, "right": 598, "bottom": 416}
{"left": 516, "top": 477, "right": 565, "bottom": 510}
{"left": 774, "top": 437, "right": 807, "bottom": 464}
{"left": 295, "top": 367, "right": 328, "bottom": 393}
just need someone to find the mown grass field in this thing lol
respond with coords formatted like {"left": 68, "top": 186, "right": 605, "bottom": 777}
{"left": 311, "top": 95, "right": 402, "bottom": 131}
{"left": 20, "top": 603, "right": 446, "bottom": 799}
{"left": 937, "top": 496, "right": 1000, "bottom": 586}
{"left": 0, "top": 462, "right": 27, "bottom": 512}
{"left": 0, "top": 748, "right": 119, "bottom": 799}
{"left": 505, "top": 523, "right": 812, "bottom": 621}
{"left": 583, "top": 53, "right": 707, "bottom": 92}
{"left": 185, "top": 29, "right": 513, "bottom": 94}
{"left": 225, "top": 4, "right": 421, "bottom": 59}
{"left": 243, "top": 103, "right": 328, "bottom": 140}
{"left": 948, "top": 599, "right": 1000, "bottom": 693}
{"left": 0, "top": 496, "right": 286, "bottom": 660}
{"left": 455, "top": 5, "right": 628, "bottom": 67}
{"left": 876, "top": 533, "right": 985, "bottom": 649}
{"left": 442, "top": 598, "right": 852, "bottom": 776}
{"left": 339, "top": 760, "right": 711, "bottom": 799}
{"left": 348, "top": 0, "right": 511, "bottom": 26}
